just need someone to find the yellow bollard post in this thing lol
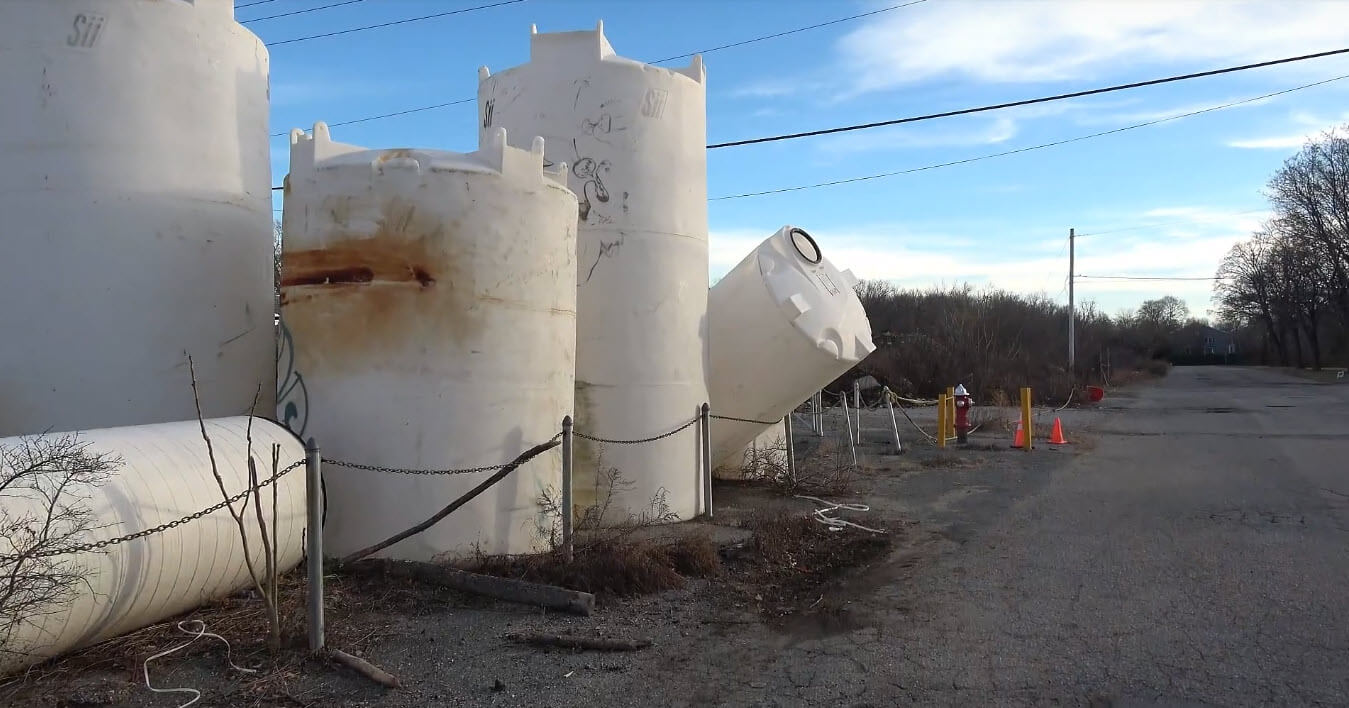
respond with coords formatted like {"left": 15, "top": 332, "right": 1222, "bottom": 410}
{"left": 945, "top": 386, "right": 956, "bottom": 443}
{"left": 1020, "top": 387, "right": 1033, "bottom": 451}
{"left": 937, "top": 393, "right": 948, "bottom": 448}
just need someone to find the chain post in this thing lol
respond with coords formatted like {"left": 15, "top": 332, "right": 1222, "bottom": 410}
{"left": 783, "top": 414, "right": 796, "bottom": 485}
{"left": 561, "top": 416, "right": 574, "bottom": 564}
{"left": 883, "top": 387, "right": 903, "bottom": 454}
{"left": 700, "top": 403, "right": 712, "bottom": 519}
{"left": 304, "top": 439, "right": 324, "bottom": 653}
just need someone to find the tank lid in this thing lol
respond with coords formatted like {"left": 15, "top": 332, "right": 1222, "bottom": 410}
{"left": 523, "top": 20, "right": 704, "bottom": 83}
{"left": 756, "top": 226, "right": 876, "bottom": 363}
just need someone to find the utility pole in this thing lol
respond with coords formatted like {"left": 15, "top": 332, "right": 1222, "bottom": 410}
{"left": 1068, "top": 227, "right": 1076, "bottom": 371}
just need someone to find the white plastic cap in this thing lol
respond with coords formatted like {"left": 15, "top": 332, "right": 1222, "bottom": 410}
{"left": 954, "top": 384, "right": 968, "bottom": 396}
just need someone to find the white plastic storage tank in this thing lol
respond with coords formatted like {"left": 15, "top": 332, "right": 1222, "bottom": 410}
{"left": 478, "top": 22, "right": 709, "bottom": 523}
{"left": 0, "top": 417, "right": 305, "bottom": 675}
{"left": 279, "top": 123, "right": 577, "bottom": 560}
{"left": 708, "top": 226, "right": 876, "bottom": 474}
{"left": 0, "top": 0, "right": 275, "bottom": 437}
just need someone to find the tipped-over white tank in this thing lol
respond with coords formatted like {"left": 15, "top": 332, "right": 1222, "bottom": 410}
{"left": 478, "top": 22, "right": 709, "bottom": 523}
{"left": 279, "top": 123, "right": 577, "bottom": 560}
{"left": 708, "top": 226, "right": 876, "bottom": 475}
{"left": 0, "top": 417, "right": 305, "bottom": 675}
{"left": 0, "top": 1, "right": 276, "bottom": 437}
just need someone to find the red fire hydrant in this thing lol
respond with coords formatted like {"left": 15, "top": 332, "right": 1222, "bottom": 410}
{"left": 954, "top": 384, "right": 972, "bottom": 444}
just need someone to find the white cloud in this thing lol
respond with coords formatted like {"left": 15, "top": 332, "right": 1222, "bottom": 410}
{"left": 836, "top": 0, "right": 1349, "bottom": 96}
{"left": 1226, "top": 110, "right": 1349, "bottom": 149}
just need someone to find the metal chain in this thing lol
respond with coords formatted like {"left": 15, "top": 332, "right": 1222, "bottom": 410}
{"left": 1, "top": 458, "right": 306, "bottom": 562}
{"left": 709, "top": 413, "right": 784, "bottom": 426}
{"left": 574, "top": 416, "right": 699, "bottom": 445}
{"left": 324, "top": 431, "right": 564, "bottom": 475}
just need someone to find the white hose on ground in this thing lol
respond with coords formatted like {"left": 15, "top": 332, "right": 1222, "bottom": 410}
{"left": 794, "top": 495, "right": 887, "bottom": 534}
{"left": 143, "top": 620, "right": 255, "bottom": 708}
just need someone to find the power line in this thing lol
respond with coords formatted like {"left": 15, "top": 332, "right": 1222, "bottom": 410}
{"left": 269, "top": 0, "right": 526, "bottom": 47}
{"left": 647, "top": 0, "right": 928, "bottom": 65}
{"left": 706, "top": 47, "right": 1349, "bottom": 149}
{"left": 236, "top": 0, "right": 281, "bottom": 8}
{"left": 1077, "top": 275, "right": 1223, "bottom": 281}
{"left": 272, "top": 98, "right": 476, "bottom": 138}
{"left": 242, "top": 0, "right": 369, "bottom": 23}
{"left": 709, "top": 73, "right": 1349, "bottom": 201}
{"left": 266, "top": 1, "right": 928, "bottom": 133}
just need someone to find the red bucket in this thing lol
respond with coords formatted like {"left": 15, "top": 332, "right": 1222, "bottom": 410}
{"left": 1086, "top": 385, "right": 1105, "bottom": 403}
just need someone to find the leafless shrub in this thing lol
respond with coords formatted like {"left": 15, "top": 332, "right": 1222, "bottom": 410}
{"left": 188, "top": 356, "right": 285, "bottom": 654}
{"left": 0, "top": 434, "right": 118, "bottom": 665}
{"left": 746, "top": 439, "right": 856, "bottom": 498}
{"left": 474, "top": 461, "right": 715, "bottom": 598}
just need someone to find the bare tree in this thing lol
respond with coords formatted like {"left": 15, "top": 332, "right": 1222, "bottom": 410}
{"left": 0, "top": 434, "right": 118, "bottom": 662}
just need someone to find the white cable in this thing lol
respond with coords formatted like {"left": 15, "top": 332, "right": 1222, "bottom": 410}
{"left": 794, "top": 495, "right": 886, "bottom": 534}
{"left": 144, "top": 620, "right": 256, "bottom": 708}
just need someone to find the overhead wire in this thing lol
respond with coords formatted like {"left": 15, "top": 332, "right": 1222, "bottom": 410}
{"left": 706, "top": 46, "right": 1349, "bottom": 149}
{"left": 266, "top": 0, "right": 930, "bottom": 134}
{"left": 647, "top": 0, "right": 928, "bottom": 64}
{"left": 236, "top": 0, "right": 281, "bottom": 8}
{"left": 268, "top": 0, "right": 526, "bottom": 47}
{"left": 1077, "top": 275, "right": 1224, "bottom": 281}
{"left": 241, "top": 0, "right": 369, "bottom": 23}
{"left": 709, "top": 73, "right": 1349, "bottom": 200}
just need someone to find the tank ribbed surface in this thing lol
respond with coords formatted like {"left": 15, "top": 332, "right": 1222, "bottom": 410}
{"left": 0, "top": 417, "right": 306, "bottom": 675}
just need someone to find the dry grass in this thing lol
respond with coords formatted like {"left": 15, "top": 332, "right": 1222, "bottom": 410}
{"left": 463, "top": 534, "right": 721, "bottom": 598}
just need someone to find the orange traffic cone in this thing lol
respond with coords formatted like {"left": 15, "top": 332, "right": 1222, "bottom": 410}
{"left": 1012, "top": 421, "right": 1025, "bottom": 448}
{"left": 1048, "top": 417, "right": 1068, "bottom": 445}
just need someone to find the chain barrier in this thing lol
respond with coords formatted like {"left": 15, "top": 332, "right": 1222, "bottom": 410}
{"left": 709, "top": 413, "right": 783, "bottom": 426}
{"left": 324, "top": 431, "right": 564, "bottom": 475}
{"left": 574, "top": 416, "right": 699, "bottom": 445}
{"left": 1, "top": 458, "right": 306, "bottom": 563}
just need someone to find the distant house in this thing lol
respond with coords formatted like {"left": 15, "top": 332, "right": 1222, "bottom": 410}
{"left": 1172, "top": 323, "right": 1236, "bottom": 359}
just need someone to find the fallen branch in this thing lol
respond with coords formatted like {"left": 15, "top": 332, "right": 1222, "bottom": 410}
{"left": 336, "top": 438, "right": 561, "bottom": 567}
{"left": 326, "top": 648, "right": 400, "bottom": 689}
{"left": 504, "top": 632, "right": 651, "bottom": 652}
{"left": 351, "top": 559, "right": 595, "bottom": 616}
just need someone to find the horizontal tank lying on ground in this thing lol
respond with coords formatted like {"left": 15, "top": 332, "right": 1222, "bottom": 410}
{"left": 0, "top": 417, "right": 305, "bottom": 675}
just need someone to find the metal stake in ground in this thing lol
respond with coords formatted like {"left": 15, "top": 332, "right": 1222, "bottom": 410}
{"left": 783, "top": 414, "right": 796, "bottom": 484}
{"left": 883, "top": 387, "right": 903, "bottom": 454}
{"left": 840, "top": 392, "right": 857, "bottom": 466}
{"left": 700, "top": 403, "right": 712, "bottom": 519}
{"left": 561, "top": 415, "right": 574, "bottom": 564}
{"left": 304, "top": 439, "right": 324, "bottom": 653}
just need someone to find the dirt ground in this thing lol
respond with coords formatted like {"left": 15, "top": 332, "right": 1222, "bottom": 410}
{"left": 1, "top": 397, "right": 1088, "bottom": 708}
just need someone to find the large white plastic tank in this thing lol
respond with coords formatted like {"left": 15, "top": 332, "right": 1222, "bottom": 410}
{"left": 279, "top": 123, "right": 577, "bottom": 560}
{"left": 708, "top": 226, "right": 876, "bottom": 475}
{"left": 0, "top": 417, "right": 305, "bottom": 675}
{"left": 0, "top": 0, "right": 275, "bottom": 437}
{"left": 478, "top": 22, "right": 709, "bottom": 523}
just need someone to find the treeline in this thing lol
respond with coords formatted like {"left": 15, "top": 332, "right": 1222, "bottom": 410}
{"left": 848, "top": 283, "right": 1177, "bottom": 403}
{"left": 1214, "top": 127, "right": 1349, "bottom": 370}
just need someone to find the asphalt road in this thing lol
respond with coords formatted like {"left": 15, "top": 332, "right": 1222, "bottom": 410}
{"left": 731, "top": 366, "right": 1349, "bottom": 706}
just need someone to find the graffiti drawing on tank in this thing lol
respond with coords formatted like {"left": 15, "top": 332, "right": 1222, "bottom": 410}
{"left": 571, "top": 139, "right": 611, "bottom": 223}
{"left": 275, "top": 320, "right": 309, "bottom": 438}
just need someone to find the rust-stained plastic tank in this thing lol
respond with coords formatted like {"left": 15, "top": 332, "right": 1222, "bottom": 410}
{"left": 279, "top": 123, "right": 577, "bottom": 560}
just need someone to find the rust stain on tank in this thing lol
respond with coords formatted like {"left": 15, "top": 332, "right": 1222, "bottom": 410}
{"left": 279, "top": 197, "right": 480, "bottom": 368}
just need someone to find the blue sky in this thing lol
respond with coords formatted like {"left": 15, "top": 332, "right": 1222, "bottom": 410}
{"left": 249, "top": 0, "right": 1349, "bottom": 319}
